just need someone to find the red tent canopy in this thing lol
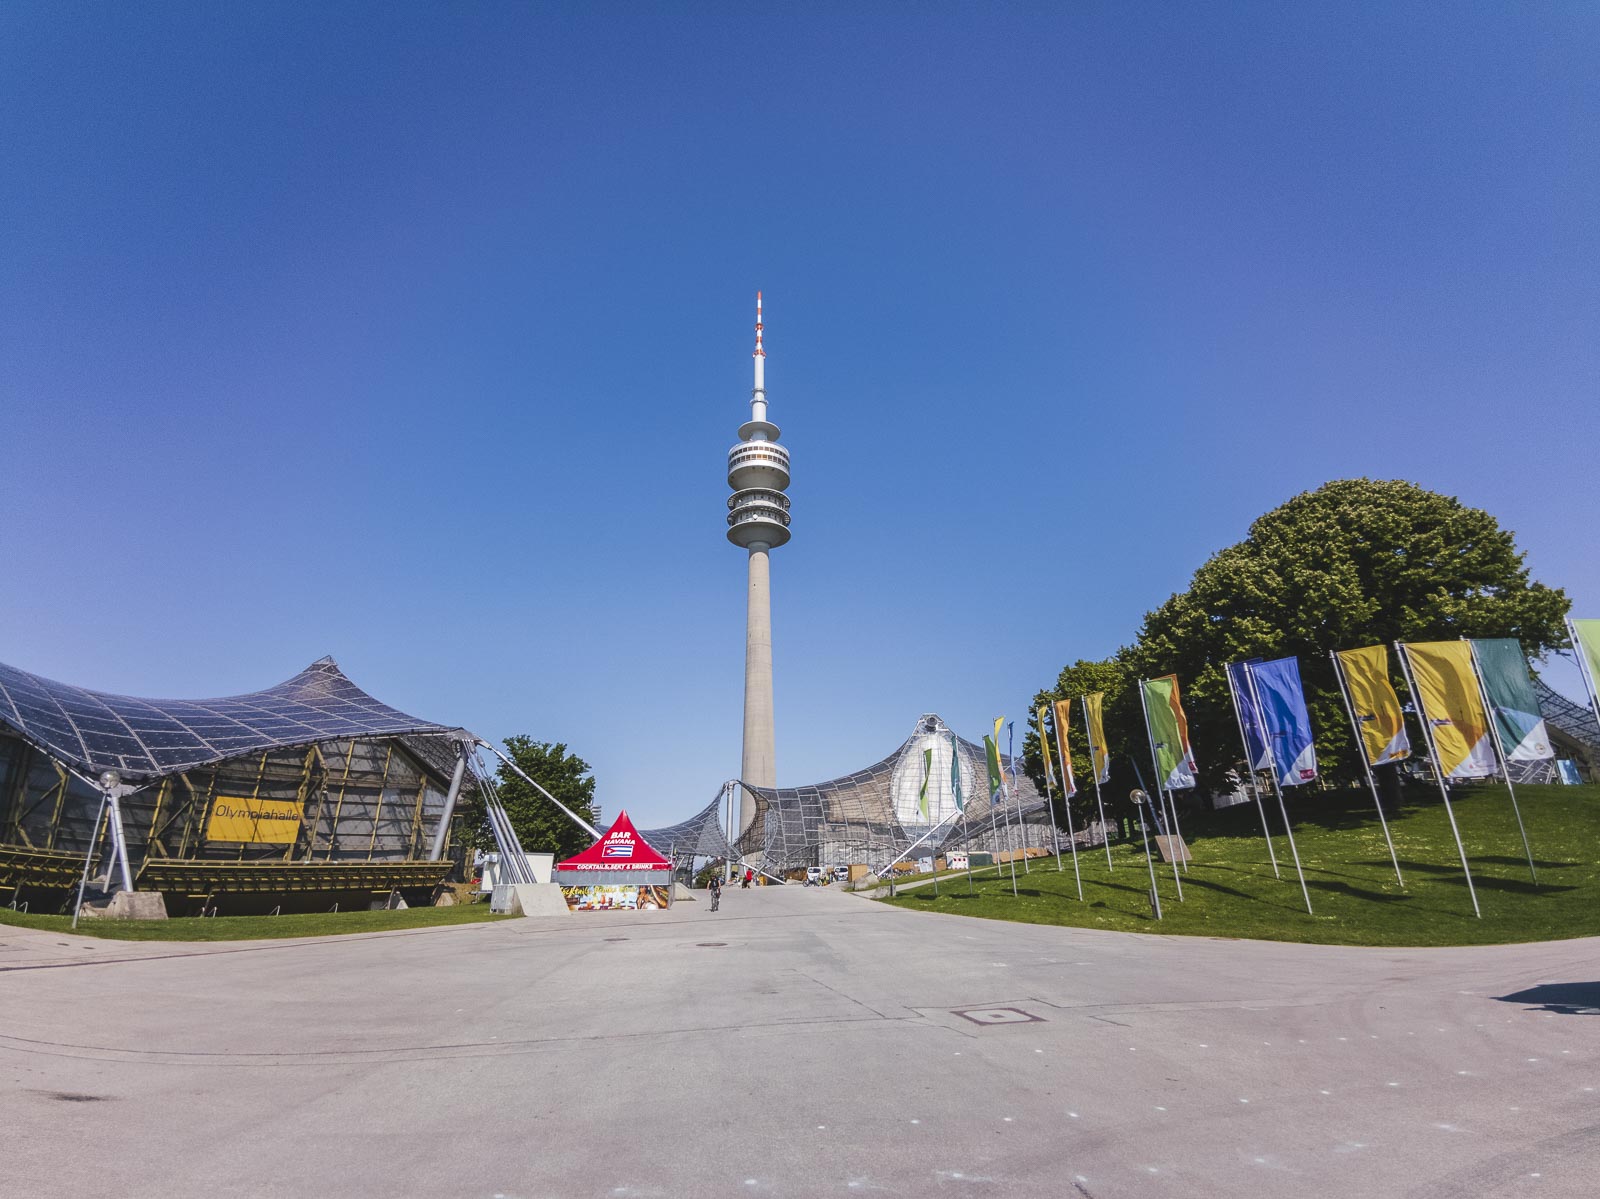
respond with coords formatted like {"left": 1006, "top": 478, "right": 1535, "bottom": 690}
{"left": 554, "top": 810, "right": 674, "bottom": 872}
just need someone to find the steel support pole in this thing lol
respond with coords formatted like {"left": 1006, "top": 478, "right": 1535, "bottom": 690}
{"left": 1081, "top": 700, "right": 1114, "bottom": 872}
{"left": 1396, "top": 642, "right": 1481, "bottom": 918}
{"left": 1466, "top": 640, "right": 1537, "bottom": 884}
{"left": 70, "top": 795, "right": 109, "bottom": 930}
{"left": 105, "top": 789, "right": 135, "bottom": 893}
{"left": 1242, "top": 664, "right": 1313, "bottom": 915}
{"left": 1224, "top": 665, "right": 1281, "bottom": 878}
{"left": 1329, "top": 651, "right": 1404, "bottom": 886}
{"left": 428, "top": 740, "right": 472, "bottom": 862}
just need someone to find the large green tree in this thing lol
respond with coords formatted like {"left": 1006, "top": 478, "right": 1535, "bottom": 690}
{"left": 456, "top": 736, "right": 597, "bottom": 860}
{"left": 1116, "top": 479, "right": 1569, "bottom": 788}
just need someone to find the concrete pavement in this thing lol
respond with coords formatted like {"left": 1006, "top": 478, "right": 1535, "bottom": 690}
{"left": 3, "top": 884, "right": 1597, "bottom": 1197}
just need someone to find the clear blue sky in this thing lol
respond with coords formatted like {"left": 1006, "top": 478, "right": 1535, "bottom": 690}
{"left": 3, "top": 3, "right": 1596, "bottom": 826}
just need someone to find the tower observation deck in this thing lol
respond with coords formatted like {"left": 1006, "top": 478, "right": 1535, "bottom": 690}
{"left": 727, "top": 293, "right": 789, "bottom": 831}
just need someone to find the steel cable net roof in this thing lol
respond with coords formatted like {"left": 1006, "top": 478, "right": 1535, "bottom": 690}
{"left": 1535, "top": 675, "right": 1600, "bottom": 753}
{"left": 733, "top": 714, "right": 1064, "bottom": 872}
{"left": 0, "top": 655, "right": 460, "bottom": 783}
{"left": 641, "top": 792, "right": 735, "bottom": 860}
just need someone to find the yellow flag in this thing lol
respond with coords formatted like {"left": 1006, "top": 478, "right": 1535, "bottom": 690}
{"left": 1037, "top": 706, "right": 1055, "bottom": 787}
{"left": 1403, "top": 641, "right": 1496, "bottom": 779}
{"left": 1335, "top": 645, "right": 1411, "bottom": 766}
{"left": 1052, "top": 698, "right": 1077, "bottom": 796}
{"left": 1083, "top": 692, "right": 1110, "bottom": 784}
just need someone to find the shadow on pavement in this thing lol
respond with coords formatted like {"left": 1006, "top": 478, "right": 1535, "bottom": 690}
{"left": 1494, "top": 982, "right": 1600, "bottom": 1015}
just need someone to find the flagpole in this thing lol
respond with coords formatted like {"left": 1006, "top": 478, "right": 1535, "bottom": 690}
{"left": 1224, "top": 664, "right": 1281, "bottom": 878}
{"left": 1039, "top": 722, "right": 1065, "bottom": 874}
{"left": 1127, "top": 758, "right": 1162, "bottom": 920}
{"left": 1242, "top": 662, "right": 1313, "bottom": 915}
{"left": 986, "top": 731, "right": 1018, "bottom": 897}
{"left": 1466, "top": 639, "right": 1537, "bottom": 884}
{"left": 1137, "top": 680, "right": 1184, "bottom": 901}
{"left": 1082, "top": 699, "right": 1114, "bottom": 871}
{"left": 1565, "top": 618, "right": 1600, "bottom": 746}
{"left": 1007, "top": 722, "right": 1031, "bottom": 876}
{"left": 953, "top": 735, "right": 976, "bottom": 895}
{"left": 1050, "top": 709, "right": 1083, "bottom": 899}
{"left": 1396, "top": 641, "right": 1481, "bottom": 918}
{"left": 1328, "top": 650, "right": 1404, "bottom": 886}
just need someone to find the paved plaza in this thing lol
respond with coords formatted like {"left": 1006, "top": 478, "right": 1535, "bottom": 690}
{"left": 4, "top": 885, "right": 1598, "bottom": 1198}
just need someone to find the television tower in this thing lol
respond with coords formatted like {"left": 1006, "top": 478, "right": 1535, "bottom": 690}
{"left": 726, "top": 292, "right": 790, "bottom": 833}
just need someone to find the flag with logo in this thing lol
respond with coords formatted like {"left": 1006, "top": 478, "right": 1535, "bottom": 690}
{"left": 1570, "top": 619, "right": 1600, "bottom": 714}
{"left": 1402, "top": 641, "right": 1496, "bottom": 779}
{"left": 1470, "top": 638, "right": 1552, "bottom": 762}
{"left": 1052, "top": 698, "right": 1078, "bottom": 797}
{"left": 984, "top": 734, "right": 1004, "bottom": 803}
{"left": 1083, "top": 692, "right": 1111, "bottom": 784}
{"left": 949, "top": 735, "right": 964, "bottom": 811}
{"left": 918, "top": 747, "right": 933, "bottom": 820}
{"left": 1226, "top": 659, "right": 1271, "bottom": 772}
{"left": 1335, "top": 645, "right": 1411, "bottom": 766}
{"left": 1248, "top": 656, "right": 1319, "bottom": 786}
{"left": 1142, "top": 674, "right": 1197, "bottom": 790}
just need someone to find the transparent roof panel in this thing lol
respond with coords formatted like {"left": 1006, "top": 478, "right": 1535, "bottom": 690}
{"left": 0, "top": 655, "right": 456, "bottom": 782}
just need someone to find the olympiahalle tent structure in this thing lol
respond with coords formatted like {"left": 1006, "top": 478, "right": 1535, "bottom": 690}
{"left": 0, "top": 656, "right": 479, "bottom": 914}
{"left": 670, "top": 715, "right": 1095, "bottom": 877}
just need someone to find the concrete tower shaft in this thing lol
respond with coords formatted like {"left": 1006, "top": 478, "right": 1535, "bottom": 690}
{"left": 727, "top": 293, "right": 789, "bottom": 828}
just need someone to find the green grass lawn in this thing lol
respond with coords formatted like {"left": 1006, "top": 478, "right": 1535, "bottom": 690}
{"left": 881, "top": 783, "right": 1600, "bottom": 947}
{"left": 0, "top": 901, "right": 508, "bottom": 942}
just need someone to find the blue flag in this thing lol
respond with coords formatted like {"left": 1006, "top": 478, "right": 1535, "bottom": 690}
{"left": 1227, "top": 659, "right": 1271, "bottom": 772}
{"left": 1248, "top": 656, "right": 1318, "bottom": 787}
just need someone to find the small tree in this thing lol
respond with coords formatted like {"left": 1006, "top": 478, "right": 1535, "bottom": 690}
{"left": 456, "top": 736, "right": 597, "bottom": 861}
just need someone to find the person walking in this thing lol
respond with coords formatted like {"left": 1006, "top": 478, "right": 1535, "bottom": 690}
{"left": 709, "top": 875, "right": 722, "bottom": 912}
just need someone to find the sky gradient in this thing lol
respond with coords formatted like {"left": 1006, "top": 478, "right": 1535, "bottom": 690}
{"left": 3, "top": 3, "right": 1596, "bottom": 826}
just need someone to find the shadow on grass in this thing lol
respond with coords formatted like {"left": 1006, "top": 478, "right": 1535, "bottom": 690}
{"left": 1495, "top": 982, "right": 1600, "bottom": 1015}
{"left": 1386, "top": 860, "right": 1576, "bottom": 895}
{"left": 1305, "top": 879, "right": 1412, "bottom": 903}
{"left": 1173, "top": 876, "right": 1256, "bottom": 901}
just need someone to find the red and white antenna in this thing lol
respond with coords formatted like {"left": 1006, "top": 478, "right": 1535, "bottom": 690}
{"left": 753, "top": 290, "right": 765, "bottom": 358}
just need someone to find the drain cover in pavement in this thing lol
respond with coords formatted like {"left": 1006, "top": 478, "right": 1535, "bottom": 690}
{"left": 954, "top": 1007, "right": 1042, "bottom": 1026}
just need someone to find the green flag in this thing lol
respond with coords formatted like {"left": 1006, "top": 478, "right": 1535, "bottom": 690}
{"left": 1573, "top": 620, "right": 1600, "bottom": 710}
{"left": 1471, "top": 638, "right": 1553, "bottom": 761}
{"left": 1142, "top": 675, "right": 1197, "bottom": 790}
{"left": 949, "top": 735, "right": 963, "bottom": 811}
{"left": 984, "top": 734, "right": 1004, "bottom": 801}
{"left": 919, "top": 748, "right": 932, "bottom": 820}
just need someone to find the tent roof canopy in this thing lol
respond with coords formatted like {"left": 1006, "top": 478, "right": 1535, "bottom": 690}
{"left": 0, "top": 655, "right": 461, "bottom": 784}
{"left": 556, "top": 810, "right": 674, "bottom": 872}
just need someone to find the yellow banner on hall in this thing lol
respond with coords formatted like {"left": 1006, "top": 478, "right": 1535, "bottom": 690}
{"left": 1335, "top": 645, "right": 1410, "bottom": 766}
{"left": 206, "top": 795, "right": 303, "bottom": 844}
{"left": 1402, "top": 641, "right": 1496, "bottom": 780}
